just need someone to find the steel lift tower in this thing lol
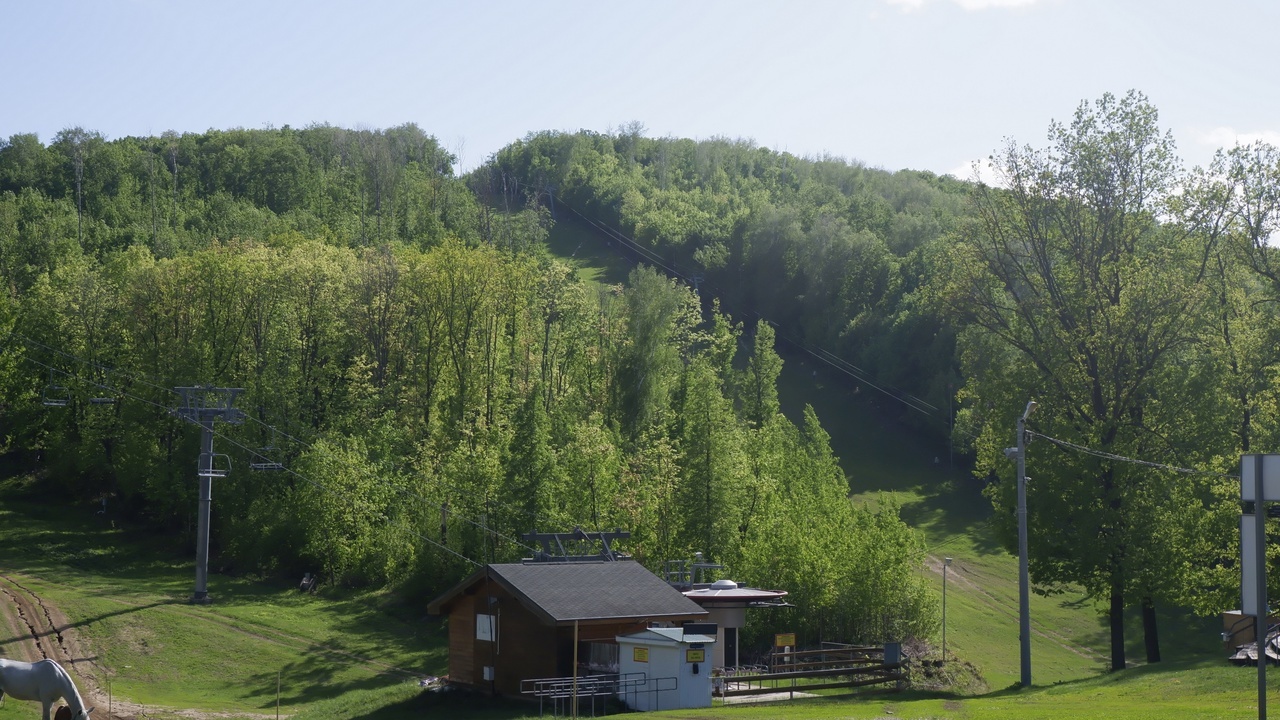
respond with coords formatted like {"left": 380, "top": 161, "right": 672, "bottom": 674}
{"left": 175, "top": 386, "right": 244, "bottom": 604}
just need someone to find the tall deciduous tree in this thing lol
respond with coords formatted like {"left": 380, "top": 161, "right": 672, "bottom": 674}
{"left": 939, "top": 91, "right": 1212, "bottom": 670}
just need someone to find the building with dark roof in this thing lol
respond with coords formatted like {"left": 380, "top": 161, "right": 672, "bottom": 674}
{"left": 427, "top": 561, "right": 708, "bottom": 696}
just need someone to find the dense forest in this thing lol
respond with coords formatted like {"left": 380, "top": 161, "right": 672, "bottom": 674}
{"left": 5, "top": 90, "right": 1280, "bottom": 667}
{"left": 0, "top": 122, "right": 934, "bottom": 648}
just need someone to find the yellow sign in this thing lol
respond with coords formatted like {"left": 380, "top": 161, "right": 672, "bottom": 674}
{"left": 633, "top": 646, "right": 649, "bottom": 663}
{"left": 686, "top": 649, "right": 706, "bottom": 663}
{"left": 775, "top": 632, "right": 796, "bottom": 648}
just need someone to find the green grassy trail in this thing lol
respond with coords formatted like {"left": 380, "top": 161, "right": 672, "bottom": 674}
{"left": 0, "top": 492, "right": 1264, "bottom": 720}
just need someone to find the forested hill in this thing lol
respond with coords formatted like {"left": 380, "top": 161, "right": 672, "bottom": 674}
{"left": 482, "top": 93, "right": 1280, "bottom": 671}
{"left": 487, "top": 130, "right": 971, "bottom": 439}
{"left": 0, "top": 125, "right": 936, "bottom": 647}
{"left": 6, "top": 93, "right": 1278, "bottom": 668}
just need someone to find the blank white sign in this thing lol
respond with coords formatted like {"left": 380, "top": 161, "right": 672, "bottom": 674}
{"left": 1240, "top": 455, "right": 1280, "bottom": 502}
{"left": 1243, "top": 513, "right": 1261, "bottom": 616}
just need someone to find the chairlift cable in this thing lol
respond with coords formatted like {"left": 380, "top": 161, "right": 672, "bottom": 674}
{"left": 15, "top": 333, "right": 179, "bottom": 398}
{"left": 241, "top": 411, "right": 563, "bottom": 541}
{"left": 203, "top": 426, "right": 483, "bottom": 567}
{"left": 18, "top": 330, "right": 597, "bottom": 561}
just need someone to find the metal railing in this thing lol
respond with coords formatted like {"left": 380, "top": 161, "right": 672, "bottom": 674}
{"left": 714, "top": 644, "right": 901, "bottom": 699}
{"left": 520, "top": 672, "right": 678, "bottom": 717}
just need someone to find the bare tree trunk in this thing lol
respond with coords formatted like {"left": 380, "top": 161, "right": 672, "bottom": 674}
{"left": 1110, "top": 583, "right": 1125, "bottom": 672}
{"left": 166, "top": 132, "right": 180, "bottom": 232}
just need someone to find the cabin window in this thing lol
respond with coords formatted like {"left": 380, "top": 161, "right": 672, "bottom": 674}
{"left": 476, "top": 613, "right": 497, "bottom": 641}
{"left": 583, "top": 642, "right": 619, "bottom": 673}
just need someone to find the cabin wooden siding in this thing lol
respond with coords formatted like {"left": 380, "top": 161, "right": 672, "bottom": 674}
{"left": 447, "top": 593, "right": 476, "bottom": 685}
{"left": 490, "top": 581, "right": 557, "bottom": 695}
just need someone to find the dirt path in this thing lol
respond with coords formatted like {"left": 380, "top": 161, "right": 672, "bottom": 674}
{"left": 0, "top": 572, "right": 287, "bottom": 720}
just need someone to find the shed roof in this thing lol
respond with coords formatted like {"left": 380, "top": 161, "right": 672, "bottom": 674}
{"left": 617, "top": 627, "right": 718, "bottom": 645}
{"left": 683, "top": 579, "right": 790, "bottom": 607}
{"left": 427, "top": 561, "right": 708, "bottom": 626}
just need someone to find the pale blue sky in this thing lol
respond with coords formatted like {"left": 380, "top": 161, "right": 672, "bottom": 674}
{"left": 3, "top": 0, "right": 1276, "bottom": 177}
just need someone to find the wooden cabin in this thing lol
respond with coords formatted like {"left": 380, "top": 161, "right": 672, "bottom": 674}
{"left": 427, "top": 561, "right": 708, "bottom": 697}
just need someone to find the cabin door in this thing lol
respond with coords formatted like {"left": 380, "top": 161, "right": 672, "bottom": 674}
{"left": 724, "top": 627, "right": 738, "bottom": 668}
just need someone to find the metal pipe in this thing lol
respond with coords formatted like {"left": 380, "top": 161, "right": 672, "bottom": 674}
{"left": 1256, "top": 456, "right": 1267, "bottom": 720}
{"left": 193, "top": 419, "right": 214, "bottom": 603}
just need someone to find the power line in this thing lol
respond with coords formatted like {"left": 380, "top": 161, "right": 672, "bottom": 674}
{"left": 16, "top": 333, "right": 179, "bottom": 398}
{"left": 1027, "top": 431, "right": 1238, "bottom": 480}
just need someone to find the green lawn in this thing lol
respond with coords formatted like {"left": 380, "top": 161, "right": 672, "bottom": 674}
{"left": 0, "top": 490, "right": 445, "bottom": 720}
{"left": 643, "top": 660, "right": 1276, "bottom": 720}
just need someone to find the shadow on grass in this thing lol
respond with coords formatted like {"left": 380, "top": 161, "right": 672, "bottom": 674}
{"left": 897, "top": 475, "right": 1003, "bottom": 555}
{"left": 0, "top": 599, "right": 178, "bottom": 652}
{"left": 240, "top": 652, "right": 414, "bottom": 707}
{"left": 0, "top": 500, "right": 195, "bottom": 594}
{"left": 0, "top": 486, "right": 449, "bottom": 696}
{"left": 345, "top": 687, "right": 539, "bottom": 720}
{"left": 195, "top": 574, "right": 450, "bottom": 679}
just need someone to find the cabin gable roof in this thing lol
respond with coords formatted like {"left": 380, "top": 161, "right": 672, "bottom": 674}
{"left": 428, "top": 561, "right": 708, "bottom": 625}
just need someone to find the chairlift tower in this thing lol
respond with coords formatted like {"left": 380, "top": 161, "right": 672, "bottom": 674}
{"left": 174, "top": 386, "right": 244, "bottom": 604}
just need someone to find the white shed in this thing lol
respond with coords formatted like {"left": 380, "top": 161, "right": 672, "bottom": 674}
{"left": 616, "top": 626, "right": 717, "bottom": 711}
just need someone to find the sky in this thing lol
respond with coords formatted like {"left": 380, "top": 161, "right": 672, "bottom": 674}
{"left": 4, "top": 0, "right": 1278, "bottom": 179}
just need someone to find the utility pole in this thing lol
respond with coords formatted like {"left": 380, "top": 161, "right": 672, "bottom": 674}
{"left": 175, "top": 386, "right": 244, "bottom": 604}
{"left": 1005, "top": 399, "right": 1036, "bottom": 688}
{"left": 943, "top": 557, "right": 952, "bottom": 662}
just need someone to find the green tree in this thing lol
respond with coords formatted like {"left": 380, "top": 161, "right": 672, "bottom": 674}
{"left": 52, "top": 127, "right": 103, "bottom": 245}
{"left": 740, "top": 321, "right": 782, "bottom": 427}
{"left": 676, "top": 356, "right": 747, "bottom": 560}
{"left": 613, "top": 265, "right": 700, "bottom": 440}
{"left": 938, "top": 91, "right": 1212, "bottom": 670}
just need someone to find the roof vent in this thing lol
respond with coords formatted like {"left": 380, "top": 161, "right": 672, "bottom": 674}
{"left": 711, "top": 579, "right": 738, "bottom": 589}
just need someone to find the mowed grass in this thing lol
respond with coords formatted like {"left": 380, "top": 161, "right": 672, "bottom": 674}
{"left": 0, "top": 490, "right": 445, "bottom": 720}
{"left": 641, "top": 660, "right": 1277, "bottom": 720}
{"left": 542, "top": 212, "right": 633, "bottom": 288}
